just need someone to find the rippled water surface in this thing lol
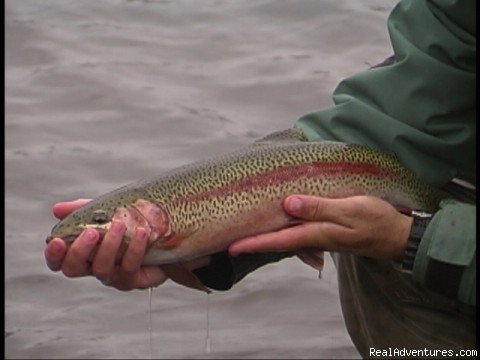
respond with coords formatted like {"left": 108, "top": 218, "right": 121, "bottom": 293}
{"left": 6, "top": 1, "right": 397, "bottom": 358}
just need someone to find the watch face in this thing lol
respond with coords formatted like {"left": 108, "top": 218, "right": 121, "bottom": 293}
{"left": 411, "top": 210, "right": 434, "bottom": 219}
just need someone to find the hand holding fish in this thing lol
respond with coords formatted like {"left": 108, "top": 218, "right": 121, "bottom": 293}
{"left": 229, "top": 195, "right": 413, "bottom": 261}
{"left": 44, "top": 199, "right": 211, "bottom": 291}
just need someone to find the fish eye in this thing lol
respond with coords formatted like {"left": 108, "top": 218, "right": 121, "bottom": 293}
{"left": 92, "top": 210, "right": 109, "bottom": 224}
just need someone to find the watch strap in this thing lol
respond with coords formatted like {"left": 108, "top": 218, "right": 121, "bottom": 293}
{"left": 398, "top": 210, "right": 433, "bottom": 273}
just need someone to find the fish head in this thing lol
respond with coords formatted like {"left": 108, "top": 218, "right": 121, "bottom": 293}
{"left": 46, "top": 187, "right": 170, "bottom": 246}
{"left": 46, "top": 201, "right": 115, "bottom": 245}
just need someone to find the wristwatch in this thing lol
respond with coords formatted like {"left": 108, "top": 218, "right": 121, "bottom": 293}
{"left": 397, "top": 210, "right": 434, "bottom": 273}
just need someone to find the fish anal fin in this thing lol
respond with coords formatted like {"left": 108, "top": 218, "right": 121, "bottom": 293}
{"left": 161, "top": 263, "right": 212, "bottom": 293}
{"left": 295, "top": 248, "right": 325, "bottom": 275}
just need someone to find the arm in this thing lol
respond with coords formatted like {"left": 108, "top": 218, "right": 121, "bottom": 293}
{"left": 229, "top": 195, "right": 476, "bottom": 307}
{"left": 226, "top": 0, "right": 477, "bottom": 302}
{"left": 296, "top": 0, "right": 476, "bottom": 305}
{"left": 296, "top": 0, "right": 476, "bottom": 187}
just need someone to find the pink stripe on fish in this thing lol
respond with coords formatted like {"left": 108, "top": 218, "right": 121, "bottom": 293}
{"left": 177, "top": 161, "right": 399, "bottom": 204}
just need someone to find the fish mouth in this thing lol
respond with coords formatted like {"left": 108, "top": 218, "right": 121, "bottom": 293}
{"left": 45, "top": 234, "right": 79, "bottom": 244}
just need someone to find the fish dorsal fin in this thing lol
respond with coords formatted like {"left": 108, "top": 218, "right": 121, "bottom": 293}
{"left": 253, "top": 128, "right": 309, "bottom": 146}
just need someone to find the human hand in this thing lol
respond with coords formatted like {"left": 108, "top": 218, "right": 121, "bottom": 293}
{"left": 229, "top": 195, "right": 413, "bottom": 262}
{"left": 44, "top": 199, "right": 210, "bottom": 291}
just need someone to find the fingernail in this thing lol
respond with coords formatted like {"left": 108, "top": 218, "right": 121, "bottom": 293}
{"left": 229, "top": 249, "right": 240, "bottom": 257}
{"left": 229, "top": 244, "right": 246, "bottom": 257}
{"left": 286, "top": 196, "right": 302, "bottom": 213}
{"left": 50, "top": 241, "right": 63, "bottom": 255}
{"left": 110, "top": 220, "right": 125, "bottom": 235}
{"left": 82, "top": 229, "right": 99, "bottom": 244}
{"left": 136, "top": 227, "right": 148, "bottom": 241}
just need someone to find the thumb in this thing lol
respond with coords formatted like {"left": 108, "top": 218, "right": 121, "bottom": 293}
{"left": 283, "top": 195, "right": 347, "bottom": 224}
{"left": 52, "top": 198, "right": 91, "bottom": 220}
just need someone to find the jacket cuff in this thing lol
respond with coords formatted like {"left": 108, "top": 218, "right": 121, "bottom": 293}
{"left": 412, "top": 199, "right": 476, "bottom": 306}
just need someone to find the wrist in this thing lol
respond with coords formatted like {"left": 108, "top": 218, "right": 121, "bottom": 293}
{"left": 393, "top": 214, "right": 413, "bottom": 261}
{"left": 395, "top": 210, "right": 434, "bottom": 273}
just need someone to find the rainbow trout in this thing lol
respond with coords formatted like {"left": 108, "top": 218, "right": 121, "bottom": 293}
{"left": 46, "top": 128, "right": 443, "bottom": 291}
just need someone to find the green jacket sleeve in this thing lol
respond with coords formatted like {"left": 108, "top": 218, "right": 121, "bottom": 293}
{"left": 296, "top": 0, "right": 475, "bottom": 188}
{"left": 294, "top": 0, "right": 476, "bottom": 306}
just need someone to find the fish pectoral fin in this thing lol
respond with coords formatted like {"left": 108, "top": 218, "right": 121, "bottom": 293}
{"left": 253, "top": 128, "right": 308, "bottom": 146}
{"left": 160, "top": 263, "right": 212, "bottom": 293}
{"left": 152, "top": 224, "right": 199, "bottom": 250}
{"left": 154, "top": 233, "right": 184, "bottom": 249}
{"left": 295, "top": 248, "right": 325, "bottom": 277}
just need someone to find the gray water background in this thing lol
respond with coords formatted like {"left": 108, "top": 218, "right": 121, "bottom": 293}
{"left": 6, "top": 0, "right": 397, "bottom": 358}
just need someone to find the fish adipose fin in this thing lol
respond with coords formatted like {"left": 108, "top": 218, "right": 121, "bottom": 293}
{"left": 253, "top": 128, "right": 309, "bottom": 146}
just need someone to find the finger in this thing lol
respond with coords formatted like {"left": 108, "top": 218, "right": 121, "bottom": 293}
{"left": 283, "top": 195, "right": 355, "bottom": 225}
{"left": 52, "top": 199, "right": 92, "bottom": 220}
{"left": 108, "top": 266, "right": 168, "bottom": 291}
{"left": 229, "top": 222, "right": 353, "bottom": 256}
{"left": 121, "top": 227, "right": 148, "bottom": 273}
{"left": 91, "top": 220, "right": 125, "bottom": 280}
{"left": 229, "top": 222, "right": 322, "bottom": 255}
{"left": 44, "top": 238, "right": 68, "bottom": 271}
{"left": 134, "top": 266, "right": 168, "bottom": 290}
{"left": 62, "top": 229, "right": 100, "bottom": 277}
